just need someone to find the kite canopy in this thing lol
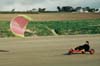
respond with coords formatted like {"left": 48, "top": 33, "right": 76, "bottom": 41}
{"left": 10, "top": 15, "right": 31, "bottom": 37}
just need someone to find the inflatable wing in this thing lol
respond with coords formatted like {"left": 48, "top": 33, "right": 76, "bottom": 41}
{"left": 10, "top": 15, "right": 31, "bottom": 37}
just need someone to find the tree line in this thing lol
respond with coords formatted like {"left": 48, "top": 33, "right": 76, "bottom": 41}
{"left": 57, "top": 6, "right": 99, "bottom": 12}
{"left": 0, "top": 6, "right": 100, "bottom": 13}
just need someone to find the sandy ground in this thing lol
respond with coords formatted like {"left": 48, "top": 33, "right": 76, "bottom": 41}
{"left": 0, "top": 13, "right": 100, "bottom": 21}
{"left": 0, "top": 35, "right": 100, "bottom": 66}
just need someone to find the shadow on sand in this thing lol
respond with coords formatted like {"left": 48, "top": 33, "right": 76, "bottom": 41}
{"left": 0, "top": 50, "right": 9, "bottom": 52}
{"left": 63, "top": 52, "right": 91, "bottom": 55}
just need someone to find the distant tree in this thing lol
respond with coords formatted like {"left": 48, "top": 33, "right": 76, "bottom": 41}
{"left": 11, "top": 9, "right": 15, "bottom": 12}
{"left": 31, "top": 8, "right": 37, "bottom": 12}
{"left": 94, "top": 8, "right": 100, "bottom": 13}
{"left": 62, "top": 6, "right": 73, "bottom": 12}
{"left": 43, "top": 8, "right": 46, "bottom": 11}
{"left": 32, "top": 8, "right": 36, "bottom": 11}
{"left": 82, "top": 7, "right": 89, "bottom": 13}
{"left": 74, "top": 7, "right": 83, "bottom": 12}
{"left": 38, "top": 8, "right": 46, "bottom": 12}
{"left": 85, "top": 7, "right": 90, "bottom": 11}
{"left": 95, "top": 9, "right": 99, "bottom": 11}
{"left": 83, "top": 7, "right": 97, "bottom": 12}
{"left": 57, "top": 6, "right": 61, "bottom": 12}
{"left": 75, "top": 7, "right": 82, "bottom": 11}
{"left": 89, "top": 8, "right": 96, "bottom": 12}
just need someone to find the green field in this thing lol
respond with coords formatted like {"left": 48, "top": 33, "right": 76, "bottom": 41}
{"left": 0, "top": 35, "right": 100, "bottom": 66}
{"left": 0, "top": 19, "right": 100, "bottom": 37}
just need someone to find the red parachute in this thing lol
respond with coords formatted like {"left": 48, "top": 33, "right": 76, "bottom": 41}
{"left": 10, "top": 15, "right": 31, "bottom": 37}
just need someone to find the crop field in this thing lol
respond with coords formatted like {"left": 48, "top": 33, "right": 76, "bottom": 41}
{"left": 0, "top": 19, "right": 100, "bottom": 37}
{"left": 0, "top": 13, "right": 100, "bottom": 21}
{"left": 0, "top": 35, "right": 100, "bottom": 66}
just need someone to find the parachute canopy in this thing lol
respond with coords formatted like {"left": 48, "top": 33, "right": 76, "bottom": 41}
{"left": 10, "top": 15, "right": 31, "bottom": 37}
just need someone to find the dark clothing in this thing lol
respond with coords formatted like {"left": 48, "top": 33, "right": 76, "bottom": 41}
{"left": 75, "top": 44, "right": 90, "bottom": 51}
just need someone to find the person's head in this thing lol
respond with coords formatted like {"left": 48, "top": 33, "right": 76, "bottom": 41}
{"left": 86, "top": 41, "right": 89, "bottom": 44}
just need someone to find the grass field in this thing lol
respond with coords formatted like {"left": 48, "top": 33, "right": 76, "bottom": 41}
{"left": 0, "top": 35, "right": 100, "bottom": 66}
{"left": 0, "top": 13, "right": 100, "bottom": 37}
{"left": 0, "top": 19, "right": 100, "bottom": 37}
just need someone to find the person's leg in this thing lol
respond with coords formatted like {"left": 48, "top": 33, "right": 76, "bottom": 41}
{"left": 75, "top": 47, "right": 78, "bottom": 50}
{"left": 75, "top": 46, "right": 83, "bottom": 50}
{"left": 75, "top": 46, "right": 80, "bottom": 50}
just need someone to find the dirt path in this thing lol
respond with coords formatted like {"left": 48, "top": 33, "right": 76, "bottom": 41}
{"left": 0, "top": 13, "right": 100, "bottom": 21}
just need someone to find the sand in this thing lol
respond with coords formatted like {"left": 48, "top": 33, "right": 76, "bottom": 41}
{"left": 0, "top": 35, "right": 100, "bottom": 66}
